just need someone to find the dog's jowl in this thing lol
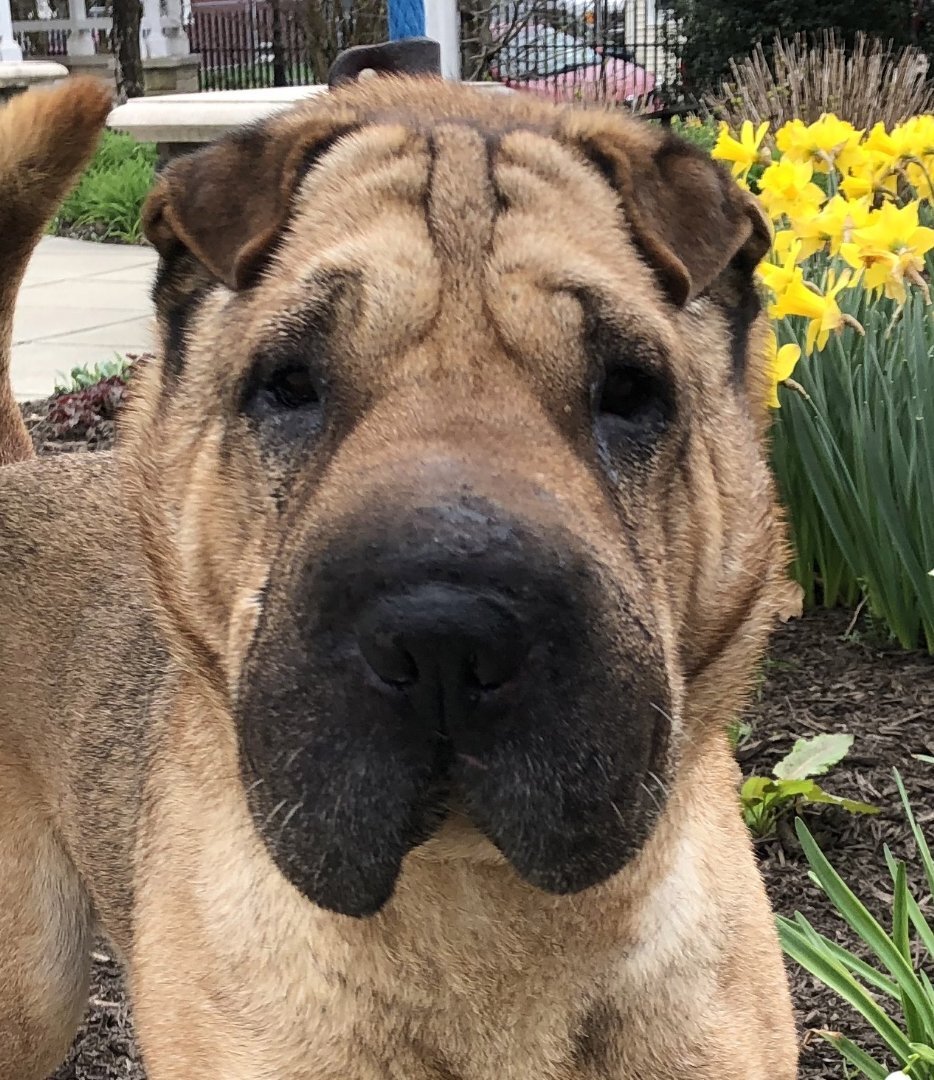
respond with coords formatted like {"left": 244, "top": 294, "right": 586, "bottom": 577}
{"left": 0, "top": 72, "right": 798, "bottom": 1079}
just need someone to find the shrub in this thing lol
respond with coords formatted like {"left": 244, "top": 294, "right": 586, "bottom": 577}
{"left": 663, "top": 0, "right": 915, "bottom": 96}
{"left": 46, "top": 354, "right": 149, "bottom": 439}
{"left": 49, "top": 376, "right": 128, "bottom": 437}
{"left": 52, "top": 130, "right": 157, "bottom": 245}
{"left": 54, "top": 355, "right": 134, "bottom": 395}
{"left": 666, "top": 115, "right": 719, "bottom": 154}
{"left": 715, "top": 114, "right": 934, "bottom": 653}
{"left": 708, "top": 32, "right": 934, "bottom": 132}
{"left": 779, "top": 772, "right": 934, "bottom": 1078}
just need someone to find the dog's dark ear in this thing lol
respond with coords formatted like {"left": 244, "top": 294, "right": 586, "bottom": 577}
{"left": 563, "top": 115, "right": 771, "bottom": 306}
{"left": 142, "top": 116, "right": 352, "bottom": 291}
{"left": 327, "top": 36, "right": 441, "bottom": 87}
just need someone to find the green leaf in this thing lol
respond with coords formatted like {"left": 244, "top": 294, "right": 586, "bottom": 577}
{"left": 801, "top": 782, "right": 879, "bottom": 816}
{"left": 773, "top": 733, "right": 855, "bottom": 780}
{"left": 895, "top": 770, "right": 934, "bottom": 907}
{"left": 820, "top": 1031, "right": 889, "bottom": 1080}
{"left": 908, "top": 1042, "right": 934, "bottom": 1063}
{"left": 792, "top": 912, "right": 899, "bottom": 1000}
{"left": 778, "top": 915, "right": 916, "bottom": 1062}
{"left": 794, "top": 818, "right": 934, "bottom": 1039}
{"left": 740, "top": 775, "right": 771, "bottom": 803}
{"left": 883, "top": 844, "right": 934, "bottom": 964}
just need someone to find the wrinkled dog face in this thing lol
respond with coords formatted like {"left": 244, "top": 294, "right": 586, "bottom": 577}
{"left": 133, "top": 80, "right": 780, "bottom": 917}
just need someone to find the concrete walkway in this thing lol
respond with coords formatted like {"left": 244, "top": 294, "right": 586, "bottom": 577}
{"left": 12, "top": 236, "right": 158, "bottom": 401}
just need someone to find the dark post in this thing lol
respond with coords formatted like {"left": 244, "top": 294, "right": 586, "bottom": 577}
{"left": 270, "top": 0, "right": 286, "bottom": 86}
{"left": 112, "top": 0, "right": 145, "bottom": 100}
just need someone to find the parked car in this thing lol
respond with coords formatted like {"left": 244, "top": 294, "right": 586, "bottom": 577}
{"left": 549, "top": 0, "right": 638, "bottom": 59}
{"left": 489, "top": 22, "right": 654, "bottom": 102}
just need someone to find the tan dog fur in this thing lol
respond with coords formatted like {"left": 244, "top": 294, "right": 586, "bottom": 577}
{"left": 0, "top": 76, "right": 798, "bottom": 1079}
{"left": 0, "top": 77, "right": 112, "bottom": 466}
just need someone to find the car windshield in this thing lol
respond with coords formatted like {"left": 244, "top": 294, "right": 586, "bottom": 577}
{"left": 494, "top": 26, "right": 603, "bottom": 78}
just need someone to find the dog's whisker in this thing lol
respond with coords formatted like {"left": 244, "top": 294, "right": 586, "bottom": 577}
{"left": 645, "top": 770, "right": 669, "bottom": 800}
{"left": 649, "top": 701, "right": 677, "bottom": 728}
{"left": 638, "top": 781, "right": 664, "bottom": 815}
{"left": 278, "top": 799, "right": 304, "bottom": 835}
{"left": 262, "top": 799, "right": 289, "bottom": 828}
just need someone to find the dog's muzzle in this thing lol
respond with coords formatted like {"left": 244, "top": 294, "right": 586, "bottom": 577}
{"left": 237, "top": 496, "right": 672, "bottom": 917}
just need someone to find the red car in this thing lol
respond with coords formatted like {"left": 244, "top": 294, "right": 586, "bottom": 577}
{"left": 489, "top": 22, "right": 654, "bottom": 103}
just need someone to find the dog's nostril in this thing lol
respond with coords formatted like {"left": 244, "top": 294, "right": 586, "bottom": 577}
{"left": 359, "top": 631, "right": 420, "bottom": 688}
{"left": 357, "top": 586, "right": 525, "bottom": 707}
{"left": 469, "top": 649, "right": 515, "bottom": 692}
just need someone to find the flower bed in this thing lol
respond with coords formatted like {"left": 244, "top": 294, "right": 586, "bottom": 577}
{"left": 715, "top": 114, "right": 934, "bottom": 653}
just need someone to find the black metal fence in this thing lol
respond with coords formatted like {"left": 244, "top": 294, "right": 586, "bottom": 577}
{"left": 461, "top": 0, "right": 683, "bottom": 104}
{"left": 16, "top": 0, "right": 683, "bottom": 102}
{"left": 190, "top": 0, "right": 387, "bottom": 89}
{"left": 191, "top": 6, "right": 312, "bottom": 88}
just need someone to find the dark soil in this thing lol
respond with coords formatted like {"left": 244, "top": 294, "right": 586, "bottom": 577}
{"left": 744, "top": 610, "right": 934, "bottom": 1077}
{"left": 50, "top": 221, "right": 149, "bottom": 245}
{"left": 21, "top": 397, "right": 934, "bottom": 1080}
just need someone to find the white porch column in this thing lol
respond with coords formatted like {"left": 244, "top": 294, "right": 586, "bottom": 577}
{"left": 0, "top": 0, "right": 24, "bottom": 62}
{"left": 424, "top": 0, "right": 459, "bottom": 80}
{"left": 162, "top": 0, "right": 190, "bottom": 57}
{"left": 66, "top": 0, "right": 96, "bottom": 57}
{"left": 140, "top": 0, "right": 170, "bottom": 58}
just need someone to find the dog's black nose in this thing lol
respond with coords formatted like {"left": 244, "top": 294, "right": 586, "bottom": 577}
{"left": 357, "top": 585, "right": 525, "bottom": 716}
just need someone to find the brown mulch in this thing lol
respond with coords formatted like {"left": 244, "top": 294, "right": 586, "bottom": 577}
{"left": 51, "top": 222, "right": 149, "bottom": 246}
{"left": 19, "top": 396, "right": 933, "bottom": 1080}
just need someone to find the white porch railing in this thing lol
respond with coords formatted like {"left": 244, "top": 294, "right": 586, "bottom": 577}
{"left": 10, "top": 0, "right": 190, "bottom": 60}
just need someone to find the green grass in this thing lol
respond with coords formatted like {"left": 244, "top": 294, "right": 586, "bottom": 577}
{"left": 51, "top": 130, "right": 157, "bottom": 245}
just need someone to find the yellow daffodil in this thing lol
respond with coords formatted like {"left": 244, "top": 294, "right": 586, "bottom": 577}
{"left": 890, "top": 114, "right": 934, "bottom": 160}
{"left": 712, "top": 120, "right": 771, "bottom": 179}
{"left": 839, "top": 161, "right": 898, "bottom": 200}
{"left": 850, "top": 199, "right": 934, "bottom": 255}
{"left": 775, "top": 114, "right": 863, "bottom": 173}
{"left": 757, "top": 159, "right": 826, "bottom": 221}
{"left": 864, "top": 121, "right": 898, "bottom": 159}
{"left": 763, "top": 328, "right": 802, "bottom": 408}
{"left": 790, "top": 195, "right": 872, "bottom": 258}
{"left": 771, "top": 270, "right": 860, "bottom": 353}
{"left": 839, "top": 200, "right": 934, "bottom": 303}
{"left": 860, "top": 121, "right": 902, "bottom": 179}
{"left": 758, "top": 238, "right": 804, "bottom": 297}
{"left": 865, "top": 117, "right": 934, "bottom": 199}
{"left": 904, "top": 160, "right": 934, "bottom": 201}
{"left": 772, "top": 228, "right": 803, "bottom": 260}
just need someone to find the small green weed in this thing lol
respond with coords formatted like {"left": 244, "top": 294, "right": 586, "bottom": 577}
{"left": 727, "top": 719, "right": 753, "bottom": 751}
{"left": 741, "top": 732, "right": 877, "bottom": 838}
{"left": 54, "top": 355, "right": 134, "bottom": 395}
{"left": 51, "top": 130, "right": 156, "bottom": 245}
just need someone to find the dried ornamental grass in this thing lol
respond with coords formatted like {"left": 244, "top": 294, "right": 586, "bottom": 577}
{"left": 708, "top": 32, "right": 934, "bottom": 133}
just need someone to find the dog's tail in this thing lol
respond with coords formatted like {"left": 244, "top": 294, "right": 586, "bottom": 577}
{"left": 0, "top": 77, "right": 112, "bottom": 466}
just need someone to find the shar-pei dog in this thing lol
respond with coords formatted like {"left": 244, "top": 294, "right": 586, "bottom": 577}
{"left": 0, "top": 56, "right": 797, "bottom": 1080}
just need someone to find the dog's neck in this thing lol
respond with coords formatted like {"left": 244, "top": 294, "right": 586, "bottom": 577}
{"left": 139, "top": 674, "right": 727, "bottom": 1077}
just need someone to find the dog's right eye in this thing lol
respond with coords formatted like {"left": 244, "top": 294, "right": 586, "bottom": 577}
{"left": 265, "top": 367, "right": 320, "bottom": 410}
{"left": 241, "top": 363, "right": 323, "bottom": 422}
